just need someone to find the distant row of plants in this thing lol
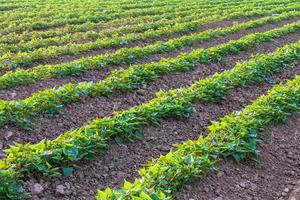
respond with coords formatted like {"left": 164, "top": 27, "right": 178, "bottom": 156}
{"left": 97, "top": 73, "right": 300, "bottom": 200}
{"left": 0, "top": 2, "right": 222, "bottom": 45}
{"left": 2, "top": 1, "right": 294, "bottom": 69}
{"left": 0, "top": 11, "right": 298, "bottom": 92}
{"left": 0, "top": 0, "right": 194, "bottom": 24}
{"left": 0, "top": 0, "right": 255, "bottom": 25}
{"left": 0, "top": 2, "right": 258, "bottom": 54}
{"left": 0, "top": 18, "right": 299, "bottom": 132}
{"left": 0, "top": 0, "right": 218, "bottom": 35}
{"left": 1, "top": 37, "right": 299, "bottom": 199}
{"left": 1, "top": 4, "right": 299, "bottom": 70}
{"left": 0, "top": 0, "right": 272, "bottom": 45}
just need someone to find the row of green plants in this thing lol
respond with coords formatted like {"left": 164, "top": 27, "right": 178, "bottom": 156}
{"left": 0, "top": 1, "right": 263, "bottom": 54}
{"left": 0, "top": 1, "right": 224, "bottom": 45}
{"left": 1, "top": 10, "right": 298, "bottom": 90}
{"left": 0, "top": 0, "right": 269, "bottom": 45}
{"left": 0, "top": 0, "right": 188, "bottom": 23}
{"left": 0, "top": 0, "right": 189, "bottom": 26}
{"left": 0, "top": 0, "right": 220, "bottom": 35}
{"left": 96, "top": 73, "right": 300, "bottom": 200}
{"left": 0, "top": 17, "right": 299, "bottom": 130}
{"left": 0, "top": 0, "right": 282, "bottom": 62}
{"left": 1, "top": 37, "right": 299, "bottom": 199}
{"left": 1, "top": 4, "right": 299, "bottom": 69}
{"left": 0, "top": 0, "right": 244, "bottom": 24}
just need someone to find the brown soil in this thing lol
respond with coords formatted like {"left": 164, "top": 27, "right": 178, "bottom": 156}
{"left": 0, "top": 17, "right": 298, "bottom": 101}
{"left": 176, "top": 114, "right": 300, "bottom": 200}
{"left": 21, "top": 63, "right": 300, "bottom": 200}
{"left": 0, "top": 31, "right": 299, "bottom": 150}
{"left": 289, "top": 180, "right": 300, "bottom": 200}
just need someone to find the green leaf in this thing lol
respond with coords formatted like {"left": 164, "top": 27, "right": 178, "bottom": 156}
{"left": 185, "top": 155, "right": 194, "bottom": 164}
{"left": 63, "top": 146, "right": 79, "bottom": 160}
{"left": 63, "top": 167, "right": 73, "bottom": 176}
{"left": 115, "top": 137, "right": 123, "bottom": 144}
{"left": 150, "top": 193, "right": 161, "bottom": 200}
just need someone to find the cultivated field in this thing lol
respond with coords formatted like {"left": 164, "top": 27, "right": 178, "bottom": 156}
{"left": 0, "top": 0, "right": 300, "bottom": 199}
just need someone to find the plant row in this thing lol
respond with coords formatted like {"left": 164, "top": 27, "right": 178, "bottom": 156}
{"left": 0, "top": 2, "right": 222, "bottom": 44}
{"left": 1, "top": 10, "right": 299, "bottom": 91}
{"left": 0, "top": 0, "right": 225, "bottom": 35}
{"left": 1, "top": 18, "right": 300, "bottom": 131}
{"left": 1, "top": 37, "right": 300, "bottom": 199}
{"left": 2, "top": 4, "right": 299, "bottom": 69}
{"left": 0, "top": 0, "right": 187, "bottom": 22}
{"left": 0, "top": 1, "right": 263, "bottom": 54}
{"left": 96, "top": 72, "right": 300, "bottom": 200}
{"left": 0, "top": 0, "right": 286, "bottom": 67}
{"left": 0, "top": 0, "right": 250, "bottom": 24}
{"left": 0, "top": 0, "right": 271, "bottom": 45}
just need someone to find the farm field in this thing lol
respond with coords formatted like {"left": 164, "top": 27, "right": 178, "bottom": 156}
{"left": 0, "top": 0, "right": 300, "bottom": 199}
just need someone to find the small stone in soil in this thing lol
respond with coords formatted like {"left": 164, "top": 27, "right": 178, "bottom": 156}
{"left": 4, "top": 131, "right": 13, "bottom": 140}
{"left": 31, "top": 183, "right": 44, "bottom": 194}
{"left": 217, "top": 171, "right": 225, "bottom": 178}
{"left": 56, "top": 185, "right": 66, "bottom": 195}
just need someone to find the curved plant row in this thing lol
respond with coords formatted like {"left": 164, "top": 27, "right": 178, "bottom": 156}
{"left": 96, "top": 73, "right": 300, "bottom": 200}
{"left": 0, "top": 0, "right": 274, "bottom": 45}
{"left": 1, "top": 19, "right": 300, "bottom": 131}
{"left": 2, "top": 10, "right": 298, "bottom": 90}
{"left": 2, "top": 2, "right": 298, "bottom": 69}
{"left": 0, "top": 38, "right": 299, "bottom": 199}
{"left": 0, "top": 1, "right": 268, "bottom": 54}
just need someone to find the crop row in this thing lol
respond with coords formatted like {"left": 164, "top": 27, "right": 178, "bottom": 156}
{"left": 1, "top": 5, "right": 299, "bottom": 69}
{"left": 0, "top": 0, "right": 255, "bottom": 24}
{"left": 0, "top": 0, "right": 295, "bottom": 67}
{"left": 0, "top": 0, "right": 191, "bottom": 22}
{"left": 0, "top": 18, "right": 299, "bottom": 131}
{"left": 0, "top": 0, "right": 235, "bottom": 35}
{"left": 0, "top": 0, "right": 276, "bottom": 45}
{"left": 1, "top": 36, "right": 299, "bottom": 199}
{"left": 0, "top": 0, "right": 271, "bottom": 54}
{"left": 0, "top": 1, "right": 241, "bottom": 45}
{"left": 96, "top": 73, "right": 300, "bottom": 200}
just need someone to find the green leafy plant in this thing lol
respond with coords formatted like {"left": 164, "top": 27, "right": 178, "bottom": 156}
{"left": 96, "top": 74, "right": 300, "bottom": 200}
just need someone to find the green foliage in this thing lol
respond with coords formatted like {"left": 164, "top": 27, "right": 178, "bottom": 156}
{"left": 0, "top": 2, "right": 299, "bottom": 69}
{"left": 1, "top": 36, "right": 300, "bottom": 198}
{"left": 0, "top": 7, "right": 298, "bottom": 90}
{"left": 96, "top": 75, "right": 300, "bottom": 200}
{"left": 0, "top": 17, "right": 299, "bottom": 131}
